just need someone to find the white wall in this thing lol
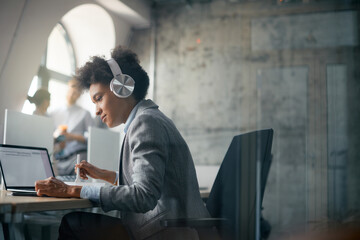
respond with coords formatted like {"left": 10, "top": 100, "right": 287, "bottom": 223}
{"left": 0, "top": 0, "right": 150, "bottom": 143}
{"left": 0, "top": 1, "right": 84, "bottom": 145}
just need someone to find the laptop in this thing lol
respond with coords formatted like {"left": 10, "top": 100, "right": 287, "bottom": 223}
{"left": 0, "top": 144, "right": 55, "bottom": 196}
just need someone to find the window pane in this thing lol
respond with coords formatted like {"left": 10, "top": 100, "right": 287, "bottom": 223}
{"left": 48, "top": 79, "right": 67, "bottom": 113}
{"left": 21, "top": 76, "right": 39, "bottom": 114}
{"left": 46, "top": 24, "right": 74, "bottom": 76}
{"left": 61, "top": 4, "right": 115, "bottom": 66}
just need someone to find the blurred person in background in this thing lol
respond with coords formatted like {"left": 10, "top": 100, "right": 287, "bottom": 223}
{"left": 51, "top": 78, "right": 94, "bottom": 176}
{"left": 27, "top": 88, "right": 51, "bottom": 116}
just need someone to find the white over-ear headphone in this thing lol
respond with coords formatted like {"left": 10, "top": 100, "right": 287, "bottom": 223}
{"left": 107, "top": 58, "right": 135, "bottom": 98}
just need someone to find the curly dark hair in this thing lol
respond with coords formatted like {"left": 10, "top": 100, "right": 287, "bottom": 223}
{"left": 75, "top": 46, "right": 149, "bottom": 101}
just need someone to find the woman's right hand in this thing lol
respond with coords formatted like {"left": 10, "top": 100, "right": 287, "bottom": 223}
{"left": 75, "top": 160, "right": 103, "bottom": 180}
{"left": 75, "top": 161, "right": 116, "bottom": 184}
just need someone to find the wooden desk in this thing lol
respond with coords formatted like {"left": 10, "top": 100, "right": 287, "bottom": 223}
{"left": 0, "top": 190, "right": 95, "bottom": 213}
{"left": 1, "top": 189, "right": 210, "bottom": 239}
{"left": 0, "top": 190, "right": 95, "bottom": 240}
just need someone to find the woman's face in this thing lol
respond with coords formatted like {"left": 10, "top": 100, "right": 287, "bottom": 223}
{"left": 89, "top": 83, "right": 134, "bottom": 128}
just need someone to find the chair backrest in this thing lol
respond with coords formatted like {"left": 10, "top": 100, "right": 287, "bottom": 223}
{"left": 206, "top": 129, "right": 273, "bottom": 240}
{"left": 87, "top": 127, "right": 121, "bottom": 179}
{"left": 3, "top": 109, "right": 54, "bottom": 154}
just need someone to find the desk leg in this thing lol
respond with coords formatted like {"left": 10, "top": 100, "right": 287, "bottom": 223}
{"left": 7, "top": 213, "right": 24, "bottom": 240}
{"left": 0, "top": 223, "right": 5, "bottom": 240}
{"left": 8, "top": 224, "right": 24, "bottom": 240}
{"left": 1, "top": 213, "right": 12, "bottom": 240}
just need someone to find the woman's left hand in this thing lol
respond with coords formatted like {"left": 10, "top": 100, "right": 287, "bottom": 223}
{"left": 35, "top": 177, "right": 81, "bottom": 198}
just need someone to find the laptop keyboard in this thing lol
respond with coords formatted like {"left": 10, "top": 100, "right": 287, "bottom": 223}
{"left": 56, "top": 175, "right": 76, "bottom": 182}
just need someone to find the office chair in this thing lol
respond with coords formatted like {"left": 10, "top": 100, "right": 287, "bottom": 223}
{"left": 161, "top": 129, "right": 274, "bottom": 240}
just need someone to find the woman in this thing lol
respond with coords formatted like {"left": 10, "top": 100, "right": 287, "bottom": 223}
{"left": 35, "top": 46, "right": 209, "bottom": 240}
{"left": 27, "top": 88, "right": 50, "bottom": 116}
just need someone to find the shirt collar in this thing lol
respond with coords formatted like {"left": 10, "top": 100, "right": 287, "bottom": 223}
{"left": 124, "top": 100, "right": 142, "bottom": 134}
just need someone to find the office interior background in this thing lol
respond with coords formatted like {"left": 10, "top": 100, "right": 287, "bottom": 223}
{"left": 0, "top": 0, "right": 359, "bottom": 239}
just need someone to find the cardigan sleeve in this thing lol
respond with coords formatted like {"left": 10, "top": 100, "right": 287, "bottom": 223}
{"left": 100, "top": 113, "right": 168, "bottom": 213}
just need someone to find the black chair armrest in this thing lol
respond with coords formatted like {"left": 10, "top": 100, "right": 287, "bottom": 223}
{"left": 160, "top": 218, "right": 228, "bottom": 228}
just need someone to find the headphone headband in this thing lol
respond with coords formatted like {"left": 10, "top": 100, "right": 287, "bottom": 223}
{"left": 107, "top": 58, "right": 123, "bottom": 78}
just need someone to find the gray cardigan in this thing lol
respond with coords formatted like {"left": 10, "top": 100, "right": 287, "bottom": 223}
{"left": 100, "top": 100, "right": 209, "bottom": 240}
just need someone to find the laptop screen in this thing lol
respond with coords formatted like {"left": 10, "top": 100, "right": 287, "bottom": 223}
{"left": 0, "top": 145, "right": 54, "bottom": 188}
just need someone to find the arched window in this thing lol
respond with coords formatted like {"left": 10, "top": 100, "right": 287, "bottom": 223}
{"left": 47, "top": 23, "right": 77, "bottom": 113}
{"left": 22, "top": 23, "right": 75, "bottom": 114}
{"left": 22, "top": 4, "right": 115, "bottom": 115}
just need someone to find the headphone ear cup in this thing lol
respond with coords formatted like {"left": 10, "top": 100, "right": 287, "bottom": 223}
{"left": 110, "top": 75, "right": 135, "bottom": 98}
{"left": 107, "top": 58, "right": 135, "bottom": 98}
